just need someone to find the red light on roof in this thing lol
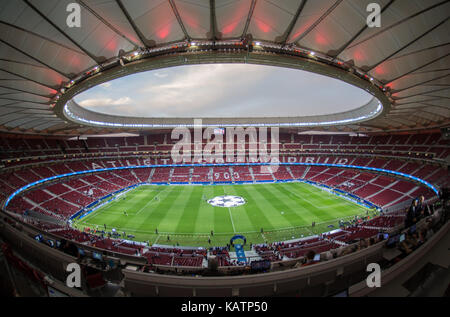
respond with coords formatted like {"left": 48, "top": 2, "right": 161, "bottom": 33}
{"left": 157, "top": 26, "right": 170, "bottom": 39}
{"left": 223, "top": 21, "right": 239, "bottom": 35}
{"left": 315, "top": 34, "right": 328, "bottom": 45}
{"left": 256, "top": 20, "right": 270, "bottom": 33}
{"left": 353, "top": 51, "right": 363, "bottom": 61}
{"left": 374, "top": 65, "right": 386, "bottom": 75}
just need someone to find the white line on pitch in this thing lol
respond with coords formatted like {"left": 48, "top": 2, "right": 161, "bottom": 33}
{"left": 282, "top": 184, "right": 330, "bottom": 210}
{"left": 135, "top": 198, "right": 155, "bottom": 215}
{"left": 136, "top": 187, "right": 166, "bottom": 215}
{"left": 228, "top": 207, "right": 236, "bottom": 233}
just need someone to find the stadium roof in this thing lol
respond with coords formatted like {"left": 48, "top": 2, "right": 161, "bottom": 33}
{"left": 0, "top": 0, "right": 449, "bottom": 135}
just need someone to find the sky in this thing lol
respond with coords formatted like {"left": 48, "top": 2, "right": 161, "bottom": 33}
{"left": 74, "top": 64, "right": 373, "bottom": 118}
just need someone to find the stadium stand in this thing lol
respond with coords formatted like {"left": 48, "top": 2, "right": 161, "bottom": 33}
{"left": 0, "top": 132, "right": 448, "bottom": 268}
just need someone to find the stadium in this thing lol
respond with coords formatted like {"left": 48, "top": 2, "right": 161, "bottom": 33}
{"left": 0, "top": 0, "right": 449, "bottom": 299}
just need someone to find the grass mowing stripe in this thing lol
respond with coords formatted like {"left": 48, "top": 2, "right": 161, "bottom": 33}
{"left": 174, "top": 185, "right": 204, "bottom": 233}
{"left": 299, "top": 182, "right": 362, "bottom": 208}
{"left": 296, "top": 182, "right": 368, "bottom": 215}
{"left": 227, "top": 185, "right": 258, "bottom": 233}
{"left": 234, "top": 185, "right": 276, "bottom": 231}
{"left": 158, "top": 186, "right": 196, "bottom": 232}
{"left": 272, "top": 183, "right": 320, "bottom": 222}
{"left": 287, "top": 183, "right": 344, "bottom": 220}
{"left": 221, "top": 185, "right": 237, "bottom": 233}
{"left": 193, "top": 186, "right": 215, "bottom": 234}
{"left": 141, "top": 186, "right": 186, "bottom": 232}
{"left": 133, "top": 191, "right": 160, "bottom": 216}
{"left": 211, "top": 186, "right": 234, "bottom": 234}
{"left": 243, "top": 185, "right": 292, "bottom": 229}
{"left": 253, "top": 184, "right": 310, "bottom": 227}
{"left": 292, "top": 182, "right": 367, "bottom": 218}
{"left": 135, "top": 186, "right": 167, "bottom": 215}
{"left": 285, "top": 183, "right": 328, "bottom": 210}
{"left": 72, "top": 182, "right": 368, "bottom": 248}
{"left": 228, "top": 207, "right": 236, "bottom": 233}
{"left": 136, "top": 186, "right": 175, "bottom": 231}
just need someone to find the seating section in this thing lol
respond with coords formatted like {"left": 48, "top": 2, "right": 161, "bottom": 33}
{"left": 144, "top": 247, "right": 206, "bottom": 267}
{"left": 254, "top": 210, "right": 405, "bottom": 261}
{"left": 1, "top": 133, "right": 448, "bottom": 169}
{"left": 363, "top": 215, "right": 404, "bottom": 228}
{"left": 252, "top": 165, "right": 274, "bottom": 181}
{"left": 191, "top": 167, "right": 211, "bottom": 183}
{"left": 230, "top": 166, "right": 253, "bottom": 182}
{"left": 212, "top": 166, "right": 233, "bottom": 182}
{"left": 333, "top": 227, "right": 380, "bottom": 243}
{"left": 92, "top": 238, "right": 143, "bottom": 256}
{"left": 255, "top": 237, "right": 339, "bottom": 260}
{"left": 0, "top": 132, "right": 447, "bottom": 264}
{"left": 272, "top": 166, "right": 292, "bottom": 180}
{"left": 209, "top": 247, "right": 232, "bottom": 266}
{"left": 171, "top": 167, "right": 190, "bottom": 183}
{"left": 151, "top": 168, "right": 171, "bottom": 183}
{"left": 134, "top": 168, "right": 151, "bottom": 182}
{"left": 2, "top": 156, "right": 443, "bottom": 220}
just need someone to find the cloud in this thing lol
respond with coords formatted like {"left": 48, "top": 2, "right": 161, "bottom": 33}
{"left": 135, "top": 64, "right": 270, "bottom": 116}
{"left": 75, "top": 64, "right": 373, "bottom": 118}
{"left": 78, "top": 96, "right": 132, "bottom": 107}
{"left": 154, "top": 72, "right": 168, "bottom": 78}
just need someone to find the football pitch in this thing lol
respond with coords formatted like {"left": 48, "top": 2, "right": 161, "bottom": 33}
{"left": 72, "top": 182, "right": 371, "bottom": 248}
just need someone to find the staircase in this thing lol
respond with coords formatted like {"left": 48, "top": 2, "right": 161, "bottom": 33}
{"left": 301, "top": 166, "right": 310, "bottom": 179}
{"left": 167, "top": 168, "right": 174, "bottom": 183}
{"left": 188, "top": 167, "right": 194, "bottom": 183}
{"left": 248, "top": 167, "right": 256, "bottom": 183}
{"left": 148, "top": 168, "right": 155, "bottom": 182}
{"left": 286, "top": 166, "right": 296, "bottom": 179}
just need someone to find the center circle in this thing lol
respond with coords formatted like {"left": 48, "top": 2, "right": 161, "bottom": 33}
{"left": 207, "top": 195, "right": 246, "bottom": 208}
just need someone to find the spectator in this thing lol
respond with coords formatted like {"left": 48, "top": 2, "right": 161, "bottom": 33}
{"left": 398, "top": 237, "right": 413, "bottom": 255}
{"left": 59, "top": 239, "right": 79, "bottom": 258}
{"left": 417, "top": 195, "right": 429, "bottom": 218}
{"left": 323, "top": 250, "right": 333, "bottom": 261}
{"left": 302, "top": 250, "right": 317, "bottom": 266}
{"left": 398, "top": 232, "right": 418, "bottom": 255}
{"left": 405, "top": 199, "right": 419, "bottom": 227}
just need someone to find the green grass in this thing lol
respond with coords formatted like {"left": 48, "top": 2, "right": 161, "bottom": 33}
{"left": 72, "top": 182, "right": 372, "bottom": 249}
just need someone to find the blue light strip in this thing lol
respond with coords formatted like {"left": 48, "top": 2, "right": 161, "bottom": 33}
{"left": 3, "top": 162, "right": 439, "bottom": 208}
